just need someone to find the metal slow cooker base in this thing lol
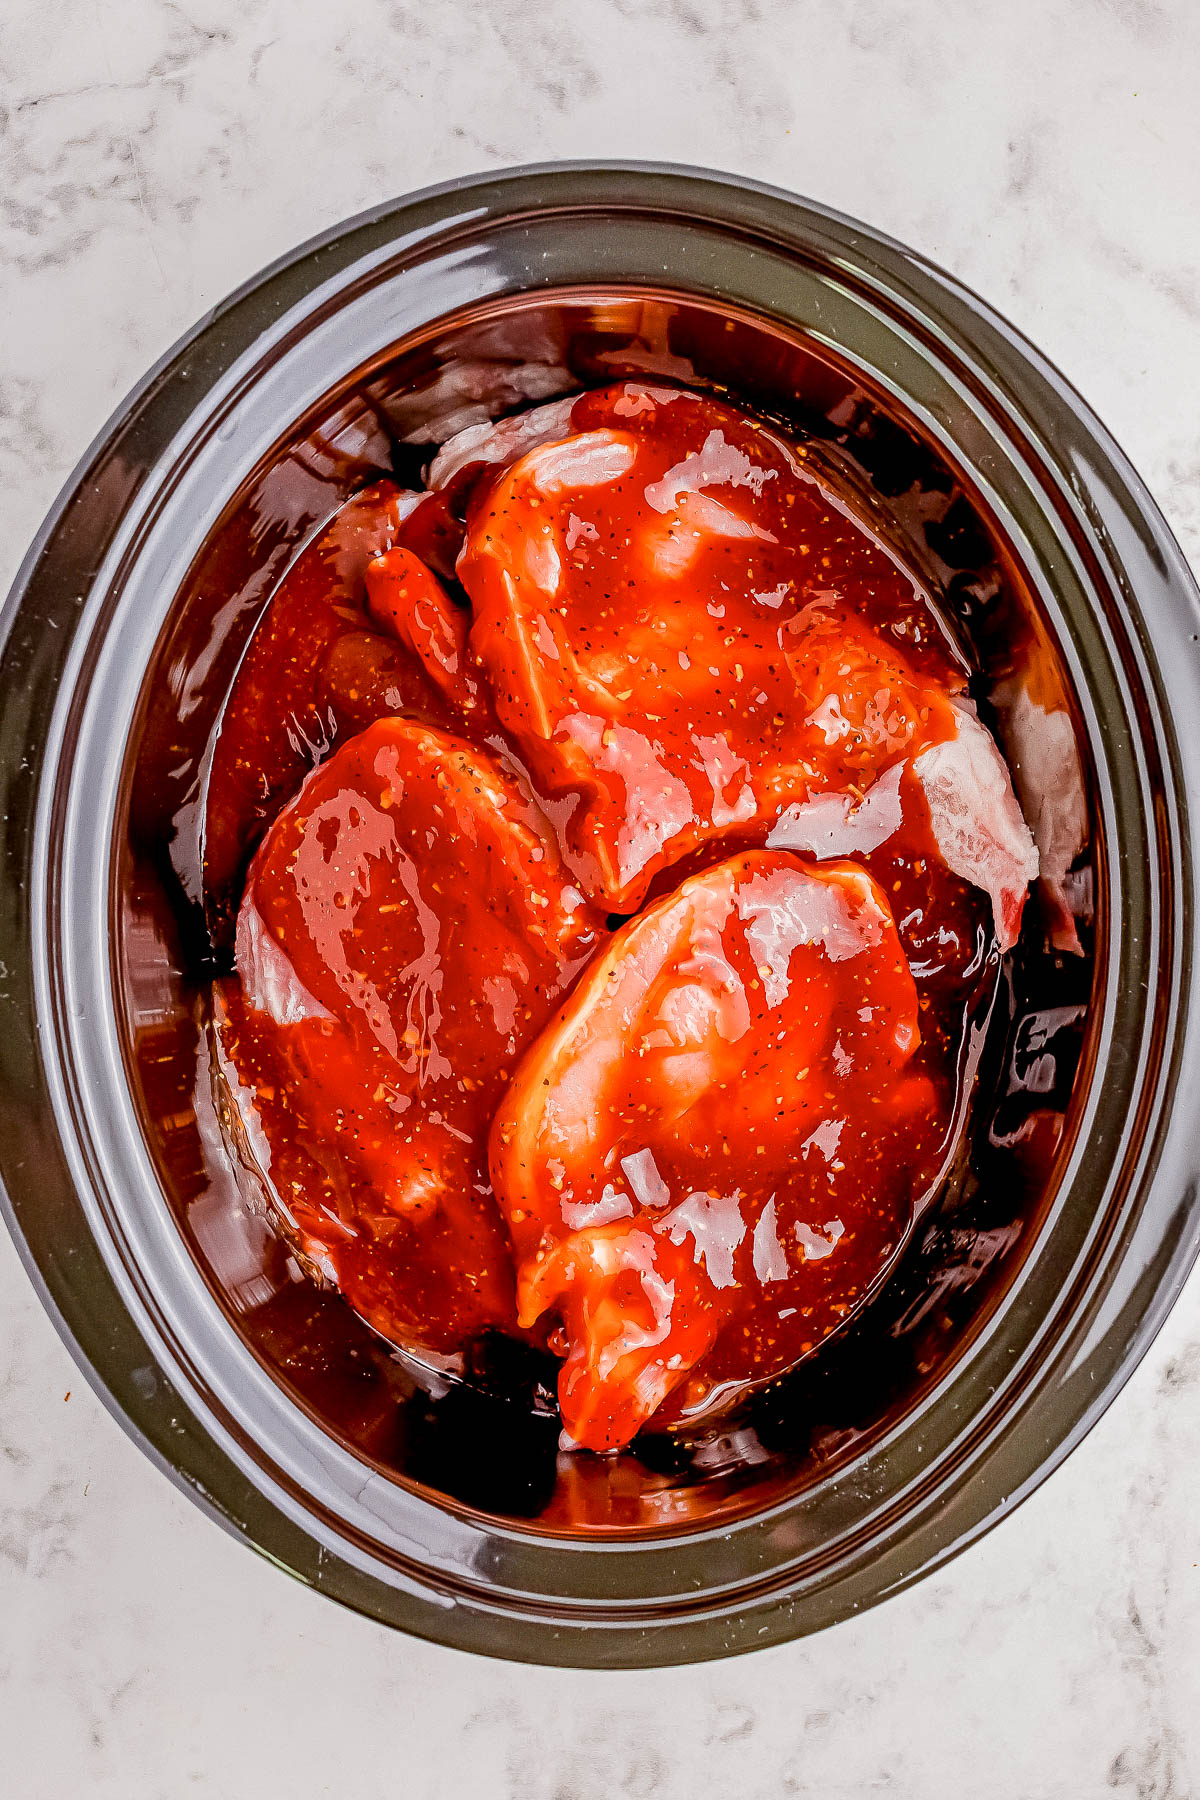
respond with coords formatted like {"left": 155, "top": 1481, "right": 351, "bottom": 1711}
{"left": 1, "top": 164, "right": 1197, "bottom": 1666}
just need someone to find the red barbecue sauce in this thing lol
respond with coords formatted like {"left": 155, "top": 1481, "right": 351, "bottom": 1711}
{"left": 208, "top": 383, "right": 1007, "bottom": 1452}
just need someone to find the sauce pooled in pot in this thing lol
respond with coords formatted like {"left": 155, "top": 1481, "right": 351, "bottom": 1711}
{"left": 207, "top": 382, "right": 1038, "bottom": 1451}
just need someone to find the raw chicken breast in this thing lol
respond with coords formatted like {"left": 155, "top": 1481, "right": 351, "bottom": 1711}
{"left": 489, "top": 850, "right": 949, "bottom": 1450}
{"left": 215, "top": 718, "right": 606, "bottom": 1355}
{"left": 454, "top": 383, "right": 1037, "bottom": 946}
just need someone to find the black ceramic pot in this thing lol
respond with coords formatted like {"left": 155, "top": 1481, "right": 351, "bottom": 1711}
{"left": 1, "top": 164, "right": 1197, "bottom": 1668}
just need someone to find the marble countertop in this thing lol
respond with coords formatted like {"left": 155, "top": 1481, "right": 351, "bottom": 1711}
{"left": 3, "top": 1, "right": 1199, "bottom": 1794}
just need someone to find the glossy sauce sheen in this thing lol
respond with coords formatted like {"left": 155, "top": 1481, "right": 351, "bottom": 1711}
{"left": 203, "top": 481, "right": 472, "bottom": 931}
{"left": 208, "top": 381, "right": 1031, "bottom": 1452}
{"left": 216, "top": 720, "right": 603, "bottom": 1352}
{"left": 459, "top": 385, "right": 966, "bottom": 911}
{"left": 491, "top": 851, "right": 949, "bottom": 1450}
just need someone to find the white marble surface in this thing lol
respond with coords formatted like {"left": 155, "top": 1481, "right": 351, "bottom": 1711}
{"left": 3, "top": 1, "right": 1200, "bottom": 1794}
